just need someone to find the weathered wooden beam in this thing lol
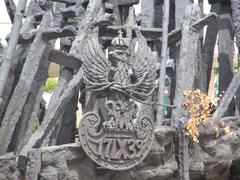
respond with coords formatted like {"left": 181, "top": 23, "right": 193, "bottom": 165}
{"left": 14, "top": 3, "right": 66, "bottom": 154}
{"left": 193, "top": 12, "right": 219, "bottom": 93}
{"left": 108, "top": 0, "right": 139, "bottom": 5}
{"left": 155, "top": 28, "right": 181, "bottom": 49}
{"left": 231, "top": 0, "right": 240, "bottom": 48}
{"left": 208, "top": 0, "right": 230, "bottom": 4}
{"left": 48, "top": 0, "right": 139, "bottom": 5}
{"left": 42, "top": 14, "right": 114, "bottom": 39}
{"left": 48, "top": 50, "right": 82, "bottom": 69}
{"left": 0, "top": 45, "right": 29, "bottom": 125}
{"left": 213, "top": 67, "right": 240, "bottom": 120}
{"left": 231, "top": 0, "right": 240, "bottom": 114}
{"left": 178, "top": 118, "right": 190, "bottom": 180}
{"left": 134, "top": 27, "right": 162, "bottom": 41}
{"left": 156, "top": 0, "right": 170, "bottom": 126}
{"left": 166, "top": 28, "right": 182, "bottom": 45}
{"left": 34, "top": 6, "right": 87, "bottom": 22}
{"left": 104, "top": 26, "right": 163, "bottom": 40}
{"left": 26, "top": 149, "right": 41, "bottom": 180}
{"left": 0, "top": 0, "right": 42, "bottom": 132}
{"left": 191, "top": 12, "right": 218, "bottom": 31}
{"left": 0, "top": 0, "right": 28, "bottom": 104}
{"left": 217, "top": 4, "right": 235, "bottom": 116}
{"left": 61, "top": 6, "right": 78, "bottom": 18}
{"left": 42, "top": 26, "right": 77, "bottom": 40}
{"left": 140, "top": 0, "right": 155, "bottom": 28}
{"left": 203, "top": 3, "right": 220, "bottom": 93}
{"left": 19, "top": 0, "right": 104, "bottom": 170}
{"left": 175, "top": 0, "right": 192, "bottom": 28}
{"left": 55, "top": 88, "right": 78, "bottom": 145}
{"left": 9, "top": 30, "right": 37, "bottom": 44}
{"left": 104, "top": 2, "right": 114, "bottom": 12}
{"left": 0, "top": 10, "right": 53, "bottom": 155}
{"left": 4, "top": 0, "right": 16, "bottom": 24}
{"left": 48, "top": 0, "right": 77, "bottom": 5}
{"left": 41, "top": 66, "right": 76, "bottom": 146}
{"left": 172, "top": 5, "right": 201, "bottom": 126}
{"left": 169, "top": 0, "right": 192, "bottom": 119}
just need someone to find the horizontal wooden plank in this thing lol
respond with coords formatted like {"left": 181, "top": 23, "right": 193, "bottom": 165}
{"left": 192, "top": 12, "right": 218, "bottom": 31}
{"left": 107, "top": 0, "right": 139, "bottom": 5}
{"left": 101, "top": 26, "right": 162, "bottom": 40}
{"left": 42, "top": 26, "right": 77, "bottom": 39}
{"left": 48, "top": 0, "right": 139, "bottom": 5}
{"left": 48, "top": 50, "right": 82, "bottom": 69}
{"left": 208, "top": 0, "right": 230, "bottom": 4}
{"left": 48, "top": 0, "right": 87, "bottom": 5}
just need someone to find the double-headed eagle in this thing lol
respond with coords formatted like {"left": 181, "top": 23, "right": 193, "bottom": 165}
{"left": 80, "top": 29, "right": 157, "bottom": 102}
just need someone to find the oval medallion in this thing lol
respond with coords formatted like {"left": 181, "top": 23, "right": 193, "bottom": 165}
{"left": 79, "top": 111, "right": 154, "bottom": 170}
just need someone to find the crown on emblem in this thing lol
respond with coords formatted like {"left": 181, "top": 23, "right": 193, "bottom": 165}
{"left": 111, "top": 30, "right": 129, "bottom": 50}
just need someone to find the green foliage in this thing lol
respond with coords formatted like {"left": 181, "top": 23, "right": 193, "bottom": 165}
{"left": 233, "top": 63, "right": 238, "bottom": 74}
{"left": 44, "top": 78, "right": 58, "bottom": 92}
{"left": 215, "top": 63, "right": 238, "bottom": 75}
{"left": 32, "top": 117, "right": 40, "bottom": 133}
{"left": 214, "top": 66, "right": 219, "bottom": 75}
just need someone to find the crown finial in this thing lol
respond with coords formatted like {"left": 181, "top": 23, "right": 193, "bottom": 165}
{"left": 118, "top": 30, "right": 123, "bottom": 38}
{"left": 111, "top": 30, "right": 129, "bottom": 50}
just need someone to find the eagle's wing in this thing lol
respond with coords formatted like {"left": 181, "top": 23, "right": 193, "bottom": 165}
{"left": 81, "top": 33, "right": 111, "bottom": 89}
{"left": 131, "top": 30, "right": 157, "bottom": 97}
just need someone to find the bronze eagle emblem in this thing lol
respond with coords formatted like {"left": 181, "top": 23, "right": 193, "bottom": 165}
{"left": 80, "top": 29, "right": 157, "bottom": 102}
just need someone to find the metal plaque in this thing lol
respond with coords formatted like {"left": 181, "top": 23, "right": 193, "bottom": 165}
{"left": 78, "top": 29, "right": 157, "bottom": 170}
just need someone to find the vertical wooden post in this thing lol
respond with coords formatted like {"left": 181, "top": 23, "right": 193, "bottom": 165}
{"left": 19, "top": 0, "right": 105, "bottom": 164}
{"left": 218, "top": 3, "right": 235, "bottom": 116}
{"left": 156, "top": 0, "right": 170, "bottom": 126}
{"left": 178, "top": 118, "right": 189, "bottom": 180}
{"left": 141, "top": 0, "right": 155, "bottom": 28}
{"left": 0, "top": 0, "right": 40, "bottom": 126}
{"left": 0, "top": 0, "right": 28, "bottom": 104}
{"left": 202, "top": 3, "right": 220, "bottom": 92}
{"left": 172, "top": 4, "right": 201, "bottom": 126}
{"left": 26, "top": 149, "right": 41, "bottom": 180}
{"left": 4, "top": 0, "right": 16, "bottom": 23}
{"left": 231, "top": 0, "right": 240, "bottom": 49}
{"left": 168, "top": 0, "right": 192, "bottom": 118}
{"left": 0, "top": 9, "right": 53, "bottom": 155}
{"left": 175, "top": 0, "right": 192, "bottom": 28}
{"left": 230, "top": 0, "right": 240, "bottom": 113}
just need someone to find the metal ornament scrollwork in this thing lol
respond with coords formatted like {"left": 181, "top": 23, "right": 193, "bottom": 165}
{"left": 79, "top": 29, "right": 157, "bottom": 170}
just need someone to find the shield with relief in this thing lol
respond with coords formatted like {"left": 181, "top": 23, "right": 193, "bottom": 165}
{"left": 78, "top": 29, "right": 157, "bottom": 170}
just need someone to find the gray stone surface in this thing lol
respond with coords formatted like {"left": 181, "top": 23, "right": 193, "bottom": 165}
{"left": 0, "top": 153, "right": 21, "bottom": 180}
{"left": 0, "top": 125, "right": 240, "bottom": 179}
{"left": 40, "top": 143, "right": 96, "bottom": 180}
